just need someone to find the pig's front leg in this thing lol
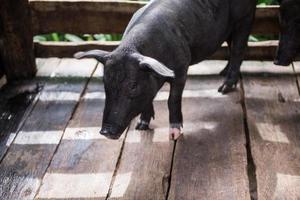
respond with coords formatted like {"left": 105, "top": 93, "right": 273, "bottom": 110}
{"left": 135, "top": 103, "right": 154, "bottom": 130}
{"left": 168, "top": 77, "right": 186, "bottom": 140}
{"left": 218, "top": 17, "right": 254, "bottom": 94}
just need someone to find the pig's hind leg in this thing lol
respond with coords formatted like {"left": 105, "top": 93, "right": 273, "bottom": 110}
{"left": 218, "top": 16, "right": 254, "bottom": 94}
{"left": 135, "top": 103, "right": 155, "bottom": 130}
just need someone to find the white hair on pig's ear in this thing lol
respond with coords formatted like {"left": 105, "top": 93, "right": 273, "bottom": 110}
{"left": 132, "top": 53, "right": 175, "bottom": 78}
{"left": 74, "top": 49, "right": 109, "bottom": 63}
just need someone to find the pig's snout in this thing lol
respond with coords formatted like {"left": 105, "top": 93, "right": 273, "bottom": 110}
{"left": 100, "top": 124, "right": 124, "bottom": 140}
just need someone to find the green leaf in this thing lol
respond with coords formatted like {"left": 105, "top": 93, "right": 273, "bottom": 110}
{"left": 64, "top": 34, "right": 84, "bottom": 42}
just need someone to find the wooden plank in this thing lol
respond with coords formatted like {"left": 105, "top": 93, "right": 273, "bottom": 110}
{"left": 107, "top": 100, "right": 174, "bottom": 200}
{"left": 0, "top": 61, "right": 97, "bottom": 199}
{"left": 242, "top": 62, "right": 300, "bottom": 200}
{"left": 30, "top": 1, "right": 279, "bottom": 35}
{"left": 168, "top": 77, "right": 250, "bottom": 200}
{"left": 34, "top": 41, "right": 283, "bottom": 61}
{"left": 36, "top": 68, "right": 126, "bottom": 199}
{"left": 36, "top": 58, "right": 61, "bottom": 77}
{"left": 0, "top": 82, "right": 40, "bottom": 161}
{"left": 0, "top": 0, "right": 36, "bottom": 81}
{"left": 30, "top": 0, "right": 144, "bottom": 35}
{"left": 34, "top": 41, "right": 119, "bottom": 58}
{"left": 54, "top": 58, "right": 97, "bottom": 77}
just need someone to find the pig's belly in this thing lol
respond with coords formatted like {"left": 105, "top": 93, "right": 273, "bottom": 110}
{"left": 189, "top": 41, "right": 225, "bottom": 65}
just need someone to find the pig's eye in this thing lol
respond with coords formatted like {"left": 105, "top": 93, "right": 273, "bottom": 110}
{"left": 129, "top": 82, "right": 137, "bottom": 90}
{"left": 126, "top": 81, "right": 140, "bottom": 98}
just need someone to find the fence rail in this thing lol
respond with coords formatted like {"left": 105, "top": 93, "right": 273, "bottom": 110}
{"left": 29, "top": 1, "right": 280, "bottom": 35}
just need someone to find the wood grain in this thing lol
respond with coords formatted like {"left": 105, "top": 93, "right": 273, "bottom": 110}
{"left": 36, "top": 69, "right": 126, "bottom": 199}
{"left": 242, "top": 62, "right": 300, "bottom": 200}
{"left": 168, "top": 77, "right": 250, "bottom": 200}
{"left": 0, "top": 60, "right": 96, "bottom": 199}
{"left": 0, "top": 82, "right": 40, "bottom": 161}
{"left": 0, "top": 0, "right": 36, "bottom": 81}
{"left": 34, "top": 41, "right": 283, "bottom": 61}
{"left": 30, "top": 1, "right": 279, "bottom": 35}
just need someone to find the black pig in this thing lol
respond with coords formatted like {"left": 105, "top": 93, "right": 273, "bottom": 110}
{"left": 75, "top": 0, "right": 256, "bottom": 140}
{"left": 275, "top": 0, "right": 300, "bottom": 66}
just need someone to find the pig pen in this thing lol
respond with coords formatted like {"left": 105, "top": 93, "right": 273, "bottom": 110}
{"left": 0, "top": 1, "right": 299, "bottom": 199}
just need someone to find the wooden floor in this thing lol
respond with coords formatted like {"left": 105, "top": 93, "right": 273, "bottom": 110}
{"left": 0, "top": 59, "right": 299, "bottom": 200}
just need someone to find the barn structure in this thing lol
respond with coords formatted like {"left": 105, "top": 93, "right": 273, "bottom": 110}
{"left": 0, "top": 1, "right": 299, "bottom": 199}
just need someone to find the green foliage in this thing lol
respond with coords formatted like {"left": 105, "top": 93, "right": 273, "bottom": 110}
{"left": 34, "top": 0, "right": 279, "bottom": 43}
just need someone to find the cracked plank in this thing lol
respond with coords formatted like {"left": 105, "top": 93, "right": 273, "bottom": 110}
{"left": 242, "top": 61, "right": 300, "bottom": 200}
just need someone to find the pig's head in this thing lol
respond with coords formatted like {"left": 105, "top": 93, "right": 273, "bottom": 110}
{"left": 74, "top": 50, "right": 175, "bottom": 139}
{"left": 275, "top": 0, "right": 300, "bottom": 66}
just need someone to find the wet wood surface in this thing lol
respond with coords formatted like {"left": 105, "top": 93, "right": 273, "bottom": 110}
{"left": 0, "top": 59, "right": 96, "bottom": 199}
{"left": 0, "top": 59, "right": 300, "bottom": 200}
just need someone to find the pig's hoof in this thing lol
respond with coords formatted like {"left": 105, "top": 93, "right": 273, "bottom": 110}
{"left": 135, "top": 121, "right": 150, "bottom": 130}
{"left": 218, "top": 83, "right": 236, "bottom": 94}
{"left": 169, "top": 128, "right": 183, "bottom": 141}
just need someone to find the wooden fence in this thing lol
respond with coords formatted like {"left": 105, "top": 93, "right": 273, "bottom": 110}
{"left": 0, "top": 0, "right": 282, "bottom": 81}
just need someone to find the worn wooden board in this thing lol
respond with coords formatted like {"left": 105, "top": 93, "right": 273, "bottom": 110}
{"left": 168, "top": 77, "right": 250, "bottom": 200}
{"left": 0, "top": 60, "right": 96, "bottom": 199}
{"left": 36, "top": 58, "right": 97, "bottom": 78}
{"left": 0, "top": 0, "right": 36, "bottom": 81}
{"left": 36, "top": 58, "right": 61, "bottom": 77}
{"left": 242, "top": 62, "right": 300, "bottom": 200}
{"left": 0, "top": 82, "right": 40, "bottom": 161}
{"left": 30, "top": 1, "right": 279, "bottom": 35}
{"left": 0, "top": 81, "right": 87, "bottom": 200}
{"left": 34, "top": 41, "right": 283, "bottom": 61}
{"left": 36, "top": 69, "right": 126, "bottom": 199}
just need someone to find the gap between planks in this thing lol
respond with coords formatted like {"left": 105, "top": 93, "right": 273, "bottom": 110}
{"left": 105, "top": 126, "right": 131, "bottom": 200}
{"left": 240, "top": 76, "right": 258, "bottom": 200}
{"left": 0, "top": 84, "right": 43, "bottom": 163}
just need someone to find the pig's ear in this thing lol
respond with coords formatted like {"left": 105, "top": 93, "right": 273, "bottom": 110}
{"left": 132, "top": 53, "right": 175, "bottom": 78}
{"left": 74, "top": 50, "right": 109, "bottom": 63}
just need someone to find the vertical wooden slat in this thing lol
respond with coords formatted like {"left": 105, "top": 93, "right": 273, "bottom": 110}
{"left": 0, "top": 0, "right": 36, "bottom": 81}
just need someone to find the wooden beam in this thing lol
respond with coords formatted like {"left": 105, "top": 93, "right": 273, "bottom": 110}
{"left": 30, "top": 1, "right": 280, "bottom": 35}
{"left": 34, "top": 41, "right": 282, "bottom": 61}
{"left": 30, "top": 0, "right": 144, "bottom": 35}
{"left": 253, "top": 6, "right": 280, "bottom": 35}
{"left": 0, "top": 0, "right": 37, "bottom": 81}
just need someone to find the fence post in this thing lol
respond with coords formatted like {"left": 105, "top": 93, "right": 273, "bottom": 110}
{"left": 0, "top": 0, "right": 36, "bottom": 82}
